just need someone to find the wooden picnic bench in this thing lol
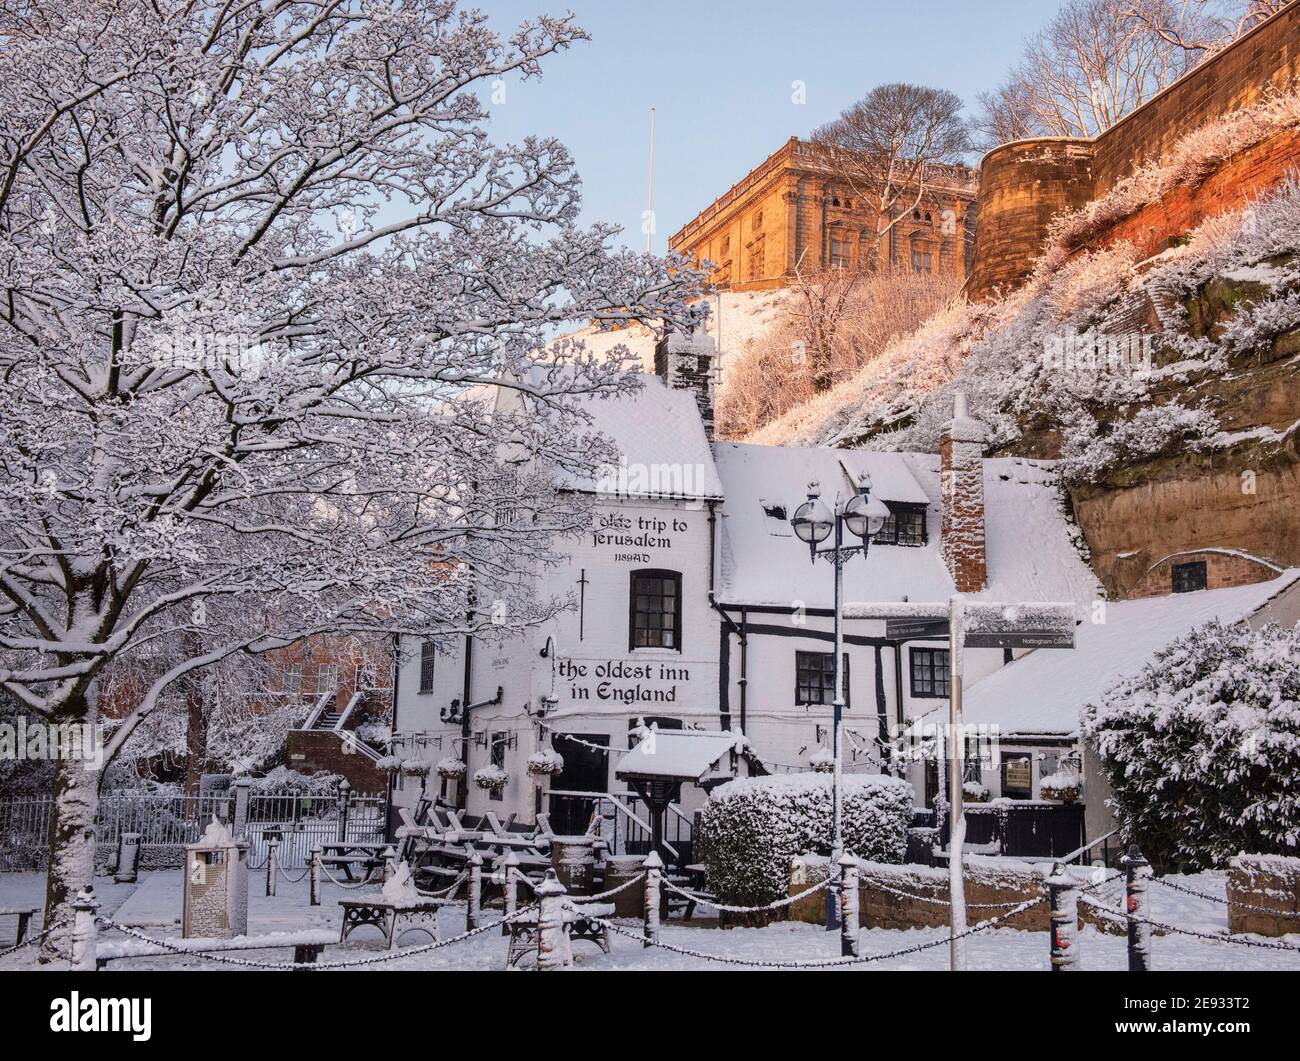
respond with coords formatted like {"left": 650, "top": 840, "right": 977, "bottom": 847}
{"left": 0, "top": 906, "right": 39, "bottom": 948}
{"left": 338, "top": 896, "right": 451, "bottom": 949}
{"left": 505, "top": 901, "right": 615, "bottom": 969}
{"left": 94, "top": 930, "right": 339, "bottom": 969}
{"left": 319, "top": 841, "right": 391, "bottom": 882}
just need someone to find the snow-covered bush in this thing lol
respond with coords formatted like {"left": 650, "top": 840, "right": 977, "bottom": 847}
{"left": 1082, "top": 620, "right": 1300, "bottom": 872}
{"left": 473, "top": 765, "right": 509, "bottom": 794}
{"left": 526, "top": 749, "right": 564, "bottom": 777}
{"left": 699, "top": 773, "right": 913, "bottom": 906}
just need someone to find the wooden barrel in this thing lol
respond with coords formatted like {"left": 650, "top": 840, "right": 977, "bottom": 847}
{"left": 549, "top": 835, "right": 599, "bottom": 895}
{"left": 601, "top": 855, "right": 646, "bottom": 917}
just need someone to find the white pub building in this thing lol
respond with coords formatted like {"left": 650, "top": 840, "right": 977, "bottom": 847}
{"left": 390, "top": 331, "right": 1101, "bottom": 851}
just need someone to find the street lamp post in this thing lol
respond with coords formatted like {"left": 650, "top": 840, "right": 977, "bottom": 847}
{"left": 791, "top": 475, "right": 887, "bottom": 931}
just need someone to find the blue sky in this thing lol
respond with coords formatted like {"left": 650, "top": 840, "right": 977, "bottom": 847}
{"left": 479, "top": 1, "right": 1059, "bottom": 251}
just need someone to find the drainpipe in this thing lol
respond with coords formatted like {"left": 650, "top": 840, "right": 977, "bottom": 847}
{"left": 458, "top": 625, "right": 474, "bottom": 811}
{"left": 708, "top": 594, "right": 749, "bottom": 735}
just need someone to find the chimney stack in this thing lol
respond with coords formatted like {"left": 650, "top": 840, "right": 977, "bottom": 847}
{"left": 940, "top": 391, "right": 988, "bottom": 593}
{"left": 654, "top": 328, "right": 718, "bottom": 440}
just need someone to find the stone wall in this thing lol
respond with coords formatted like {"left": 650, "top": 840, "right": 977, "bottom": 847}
{"left": 1227, "top": 854, "right": 1300, "bottom": 937}
{"left": 784, "top": 856, "right": 1118, "bottom": 933}
{"left": 968, "top": 4, "right": 1300, "bottom": 302}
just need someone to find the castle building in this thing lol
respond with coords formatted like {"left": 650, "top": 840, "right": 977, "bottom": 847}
{"left": 668, "top": 137, "right": 979, "bottom": 291}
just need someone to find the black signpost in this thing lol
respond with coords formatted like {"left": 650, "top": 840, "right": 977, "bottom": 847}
{"left": 964, "top": 630, "right": 1074, "bottom": 650}
{"left": 884, "top": 617, "right": 949, "bottom": 640}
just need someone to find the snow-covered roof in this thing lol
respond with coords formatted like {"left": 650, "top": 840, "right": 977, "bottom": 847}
{"left": 615, "top": 729, "right": 743, "bottom": 783}
{"left": 554, "top": 373, "right": 724, "bottom": 501}
{"left": 963, "top": 570, "right": 1300, "bottom": 737}
{"left": 712, "top": 443, "right": 1100, "bottom": 609}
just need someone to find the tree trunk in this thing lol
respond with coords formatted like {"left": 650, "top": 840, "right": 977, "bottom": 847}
{"left": 39, "top": 750, "right": 102, "bottom": 963}
{"left": 183, "top": 677, "right": 208, "bottom": 796}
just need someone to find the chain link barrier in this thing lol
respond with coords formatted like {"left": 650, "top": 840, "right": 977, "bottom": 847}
{"left": 94, "top": 904, "right": 538, "bottom": 971}
{"left": 660, "top": 875, "right": 829, "bottom": 914}
{"left": 1079, "top": 893, "right": 1300, "bottom": 953}
{"left": 1149, "top": 875, "right": 1300, "bottom": 916}
{"left": 588, "top": 894, "right": 1045, "bottom": 969}
{"left": 0, "top": 918, "right": 66, "bottom": 960}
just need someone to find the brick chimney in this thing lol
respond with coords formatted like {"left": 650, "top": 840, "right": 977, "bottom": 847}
{"left": 654, "top": 328, "right": 717, "bottom": 439}
{"left": 940, "top": 392, "right": 988, "bottom": 592}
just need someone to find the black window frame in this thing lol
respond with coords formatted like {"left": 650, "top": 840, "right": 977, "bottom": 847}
{"left": 1001, "top": 753, "right": 1033, "bottom": 800}
{"left": 1172, "top": 560, "right": 1207, "bottom": 594}
{"left": 629, "top": 569, "right": 683, "bottom": 651}
{"left": 418, "top": 639, "right": 436, "bottom": 694}
{"left": 873, "top": 502, "right": 928, "bottom": 547}
{"left": 795, "top": 650, "right": 849, "bottom": 707}
{"left": 910, "top": 647, "right": 951, "bottom": 699}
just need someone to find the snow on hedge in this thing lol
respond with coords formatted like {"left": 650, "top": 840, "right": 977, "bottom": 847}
{"left": 1082, "top": 620, "right": 1300, "bottom": 873}
{"left": 698, "top": 772, "right": 913, "bottom": 907}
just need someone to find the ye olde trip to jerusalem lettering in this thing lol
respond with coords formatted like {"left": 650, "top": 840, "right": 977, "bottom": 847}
{"left": 591, "top": 513, "right": 689, "bottom": 556}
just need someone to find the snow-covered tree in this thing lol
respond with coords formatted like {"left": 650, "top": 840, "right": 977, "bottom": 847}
{"left": 0, "top": 0, "right": 706, "bottom": 959}
{"left": 1082, "top": 620, "right": 1300, "bottom": 873}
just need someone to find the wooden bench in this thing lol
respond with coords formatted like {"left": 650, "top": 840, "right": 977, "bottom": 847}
{"left": 94, "top": 930, "right": 339, "bottom": 969}
{"left": 505, "top": 901, "right": 615, "bottom": 968}
{"left": 319, "top": 841, "right": 391, "bottom": 882}
{"left": 0, "top": 907, "right": 39, "bottom": 948}
{"left": 338, "top": 897, "right": 452, "bottom": 949}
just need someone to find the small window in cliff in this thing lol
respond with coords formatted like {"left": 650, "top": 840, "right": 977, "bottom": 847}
{"left": 1172, "top": 561, "right": 1207, "bottom": 594}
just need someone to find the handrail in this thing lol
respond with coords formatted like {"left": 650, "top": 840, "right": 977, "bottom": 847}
{"left": 300, "top": 691, "right": 332, "bottom": 731}
{"left": 338, "top": 730, "right": 384, "bottom": 764}
{"left": 333, "top": 691, "right": 363, "bottom": 731}
{"left": 546, "top": 789, "right": 680, "bottom": 861}
{"left": 1057, "top": 828, "right": 1120, "bottom": 867}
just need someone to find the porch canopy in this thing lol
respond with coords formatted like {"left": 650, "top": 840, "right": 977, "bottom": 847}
{"left": 615, "top": 728, "right": 743, "bottom": 861}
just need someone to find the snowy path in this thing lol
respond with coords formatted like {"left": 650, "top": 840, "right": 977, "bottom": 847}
{"left": 2, "top": 869, "right": 1296, "bottom": 972}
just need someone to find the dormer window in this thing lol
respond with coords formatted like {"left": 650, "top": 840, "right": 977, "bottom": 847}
{"left": 761, "top": 501, "right": 792, "bottom": 537}
{"left": 873, "top": 502, "right": 927, "bottom": 546}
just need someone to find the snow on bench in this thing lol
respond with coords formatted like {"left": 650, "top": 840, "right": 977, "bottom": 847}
{"left": 96, "top": 929, "right": 337, "bottom": 965}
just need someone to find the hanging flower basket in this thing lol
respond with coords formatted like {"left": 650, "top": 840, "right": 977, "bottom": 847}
{"left": 376, "top": 754, "right": 403, "bottom": 773}
{"left": 1039, "top": 771, "right": 1081, "bottom": 803}
{"left": 401, "top": 759, "right": 432, "bottom": 779}
{"left": 526, "top": 749, "right": 565, "bottom": 778}
{"left": 809, "top": 747, "right": 834, "bottom": 773}
{"left": 473, "top": 765, "right": 509, "bottom": 794}
{"left": 962, "top": 780, "right": 990, "bottom": 803}
{"left": 435, "top": 757, "right": 467, "bottom": 781}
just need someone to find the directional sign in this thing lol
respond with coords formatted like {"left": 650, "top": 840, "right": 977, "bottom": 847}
{"left": 885, "top": 618, "right": 950, "bottom": 640}
{"left": 963, "top": 630, "right": 1075, "bottom": 650}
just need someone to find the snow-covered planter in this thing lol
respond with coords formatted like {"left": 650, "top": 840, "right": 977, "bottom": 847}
{"left": 400, "top": 759, "right": 432, "bottom": 779}
{"left": 473, "top": 765, "right": 509, "bottom": 795}
{"left": 435, "top": 757, "right": 467, "bottom": 781}
{"left": 699, "top": 773, "right": 914, "bottom": 907}
{"left": 376, "top": 755, "right": 403, "bottom": 773}
{"left": 809, "top": 747, "right": 834, "bottom": 773}
{"left": 962, "top": 780, "right": 990, "bottom": 803}
{"left": 1038, "top": 769, "right": 1081, "bottom": 803}
{"left": 526, "top": 749, "right": 564, "bottom": 778}
{"left": 1083, "top": 619, "right": 1300, "bottom": 873}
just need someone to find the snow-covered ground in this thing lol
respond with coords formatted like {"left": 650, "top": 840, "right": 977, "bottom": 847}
{"left": 2, "top": 868, "right": 1297, "bottom": 972}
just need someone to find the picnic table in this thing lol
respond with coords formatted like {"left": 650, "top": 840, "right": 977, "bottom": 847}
{"left": 338, "top": 896, "right": 451, "bottom": 949}
{"left": 319, "top": 841, "right": 391, "bottom": 882}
